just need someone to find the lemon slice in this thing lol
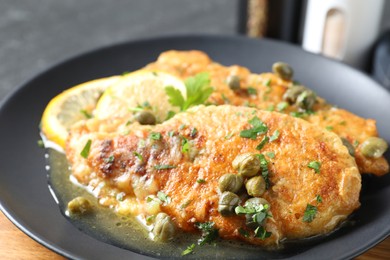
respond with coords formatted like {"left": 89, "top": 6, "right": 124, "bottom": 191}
{"left": 41, "top": 76, "right": 120, "bottom": 148}
{"left": 94, "top": 70, "right": 186, "bottom": 122}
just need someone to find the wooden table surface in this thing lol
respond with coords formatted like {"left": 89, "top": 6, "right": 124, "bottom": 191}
{"left": 0, "top": 210, "right": 388, "bottom": 259}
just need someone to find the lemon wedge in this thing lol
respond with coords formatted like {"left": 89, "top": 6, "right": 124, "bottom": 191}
{"left": 94, "top": 70, "right": 186, "bottom": 122}
{"left": 41, "top": 76, "right": 120, "bottom": 148}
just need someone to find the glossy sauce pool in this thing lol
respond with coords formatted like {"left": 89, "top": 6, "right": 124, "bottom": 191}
{"left": 46, "top": 148, "right": 350, "bottom": 259}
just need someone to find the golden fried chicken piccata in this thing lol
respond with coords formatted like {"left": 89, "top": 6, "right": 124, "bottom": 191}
{"left": 144, "top": 50, "right": 389, "bottom": 176}
{"left": 66, "top": 105, "right": 361, "bottom": 245}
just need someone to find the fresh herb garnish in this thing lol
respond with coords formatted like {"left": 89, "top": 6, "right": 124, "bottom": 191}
{"left": 154, "top": 164, "right": 176, "bottom": 170}
{"left": 166, "top": 111, "right": 176, "bottom": 120}
{"left": 257, "top": 154, "right": 271, "bottom": 189}
{"left": 80, "top": 109, "right": 92, "bottom": 119}
{"left": 308, "top": 161, "right": 321, "bottom": 173}
{"left": 264, "top": 79, "right": 271, "bottom": 86}
{"left": 303, "top": 204, "right": 318, "bottom": 223}
{"left": 133, "top": 151, "right": 143, "bottom": 162}
{"left": 247, "top": 87, "right": 257, "bottom": 95}
{"left": 316, "top": 194, "right": 323, "bottom": 203}
{"left": 240, "top": 116, "right": 268, "bottom": 140}
{"left": 254, "top": 226, "right": 272, "bottom": 240}
{"left": 266, "top": 151, "right": 275, "bottom": 159}
{"left": 157, "top": 191, "right": 171, "bottom": 204}
{"left": 168, "top": 131, "right": 175, "bottom": 138}
{"left": 149, "top": 132, "right": 161, "bottom": 140}
{"left": 265, "top": 105, "right": 275, "bottom": 111}
{"left": 269, "top": 130, "right": 280, "bottom": 142}
{"left": 325, "top": 126, "right": 334, "bottom": 131}
{"left": 181, "top": 137, "right": 190, "bottom": 153}
{"left": 80, "top": 139, "right": 92, "bottom": 159}
{"left": 196, "top": 179, "right": 206, "bottom": 184}
{"left": 182, "top": 243, "right": 196, "bottom": 256}
{"left": 221, "top": 93, "right": 230, "bottom": 104}
{"left": 165, "top": 72, "right": 213, "bottom": 111}
{"left": 276, "top": 102, "right": 289, "bottom": 112}
{"left": 238, "top": 228, "right": 250, "bottom": 238}
{"left": 190, "top": 127, "right": 198, "bottom": 138}
{"left": 104, "top": 155, "right": 115, "bottom": 163}
{"left": 225, "top": 132, "right": 234, "bottom": 140}
{"left": 195, "top": 222, "right": 219, "bottom": 246}
{"left": 256, "top": 136, "right": 269, "bottom": 150}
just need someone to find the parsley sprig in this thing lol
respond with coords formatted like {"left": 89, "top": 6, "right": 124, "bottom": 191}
{"left": 240, "top": 116, "right": 268, "bottom": 140}
{"left": 165, "top": 73, "right": 213, "bottom": 111}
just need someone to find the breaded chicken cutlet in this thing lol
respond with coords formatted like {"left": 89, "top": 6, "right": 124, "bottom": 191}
{"left": 66, "top": 105, "right": 361, "bottom": 245}
{"left": 144, "top": 50, "right": 389, "bottom": 176}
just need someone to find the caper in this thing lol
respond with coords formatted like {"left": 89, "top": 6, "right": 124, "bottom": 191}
{"left": 218, "top": 191, "right": 241, "bottom": 216}
{"left": 218, "top": 174, "right": 243, "bottom": 193}
{"left": 152, "top": 212, "right": 176, "bottom": 242}
{"left": 341, "top": 138, "right": 355, "bottom": 157}
{"left": 232, "top": 153, "right": 261, "bottom": 177}
{"left": 245, "top": 176, "right": 266, "bottom": 197}
{"left": 67, "top": 196, "right": 93, "bottom": 215}
{"left": 272, "top": 62, "right": 293, "bottom": 81}
{"left": 135, "top": 111, "right": 156, "bottom": 125}
{"left": 283, "top": 85, "right": 316, "bottom": 111}
{"left": 226, "top": 75, "right": 241, "bottom": 90}
{"left": 360, "top": 137, "right": 388, "bottom": 158}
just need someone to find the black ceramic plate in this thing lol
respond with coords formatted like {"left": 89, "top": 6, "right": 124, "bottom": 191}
{"left": 0, "top": 35, "right": 389, "bottom": 260}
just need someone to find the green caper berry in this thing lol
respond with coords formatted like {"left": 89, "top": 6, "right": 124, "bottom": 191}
{"left": 245, "top": 176, "right": 266, "bottom": 197}
{"left": 67, "top": 196, "right": 93, "bottom": 215}
{"left": 218, "top": 174, "right": 243, "bottom": 193}
{"left": 227, "top": 75, "right": 241, "bottom": 90}
{"left": 283, "top": 85, "right": 316, "bottom": 110}
{"left": 136, "top": 111, "right": 156, "bottom": 125}
{"left": 341, "top": 138, "right": 355, "bottom": 157}
{"left": 272, "top": 62, "right": 293, "bottom": 81}
{"left": 360, "top": 137, "right": 388, "bottom": 158}
{"left": 232, "top": 153, "right": 261, "bottom": 177}
{"left": 283, "top": 85, "right": 306, "bottom": 104}
{"left": 152, "top": 212, "right": 176, "bottom": 242}
{"left": 218, "top": 191, "right": 241, "bottom": 216}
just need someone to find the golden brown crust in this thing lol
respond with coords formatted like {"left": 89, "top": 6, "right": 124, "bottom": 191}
{"left": 66, "top": 105, "right": 361, "bottom": 245}
{"left": 144, "top": 50, "right": 389, "bottom": 176}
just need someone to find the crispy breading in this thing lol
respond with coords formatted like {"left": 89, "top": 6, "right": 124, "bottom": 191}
{"left": 66, "top": 105, "right": 361, "bottom": 245}
{"left": 144, "top": 50, "right": 389, "bottom": 176}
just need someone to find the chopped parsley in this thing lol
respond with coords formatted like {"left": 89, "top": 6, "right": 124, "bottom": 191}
{"left": 238, "top": 228, "right": 250, "bottom": 238}
{"left": 165, "top": 72, "right": 213, "bottom": 111}
{"left": 276, "top": 102, "right": 288, "bottom": 112}
{"left": 168, "top": 131, "right": 175, "bottom": 138}
{"left": 224, "top": 132, "right": 234, "bottom": 140}
{"left": 196, "top": 178, "right": 206, "bottom": 184}
{"left": 181, "top": 137, "right": 190, "bottom": 153}
{"left": 104, "top": 155, "right": 115, "bottom": 163}
{"left": 269, "top": 130, "right": 280, "bottom": 142}
{"left": 133, "top": 151, "right": 143, "bottom": 162}
{"left": 157, "top": 191, "right": 171, "bottom": 204}
{"left": 303, "top": 204, "right": 318, "bottom": 223}
{"left": 254, "top": 226, "right": 272, "bottom": 240}
{"left": 195, "top": 222, "right": 219, "bottom": 246}
{"left": 325, "top": 126, "right": 334, "bottom": 131}
{"left": 182, "top": 243, "right": 196, "bottom": 256}
{"left": 263, "top": 79, "right": 271, "bottom": 86}
{"left": 316, "top": 194, "right": 323, "bottom": 203}
{"left": 166, "top": 111, "right": 176, "bottom": 120}
{"left": 190, "top": 127, "right": 198, "bottom": 138}
{"left": 80, "top": 109, "right": 92, "bottom": 119}
{"left": 265, "top": 105, "right": 275, "bottom": 111}
{"left": 256, "top": 136, "right": 269, "bottom": 150}
{"left": 154, "top": 164, "right": 176, "bottom": 170}
{"left": 266, "top": 151, "right": 275, "bottom": 159}
{"left": 247, "top": 87, "right": 257, "bottom": 95}
{"left": 257, "top": 154, "right": 271, "bottom": 189}
{"left": 308, "top": 161, "right": 321, "bottom": 173}
{"left": 239, "top": 116, "right": 268, "bottom": 140}
{"left": 221, "top": 93, "right": 230, "bottom": 104}
{"left": 149, "top": 132, "right": 161, "bottom": 140}
{"left": 80, "top": 139, "right": 92, "bottom": 159}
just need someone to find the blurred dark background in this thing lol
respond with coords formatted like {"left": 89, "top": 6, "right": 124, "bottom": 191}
{"left": 1, "top": 0, "right": 390, "bottom": 101}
